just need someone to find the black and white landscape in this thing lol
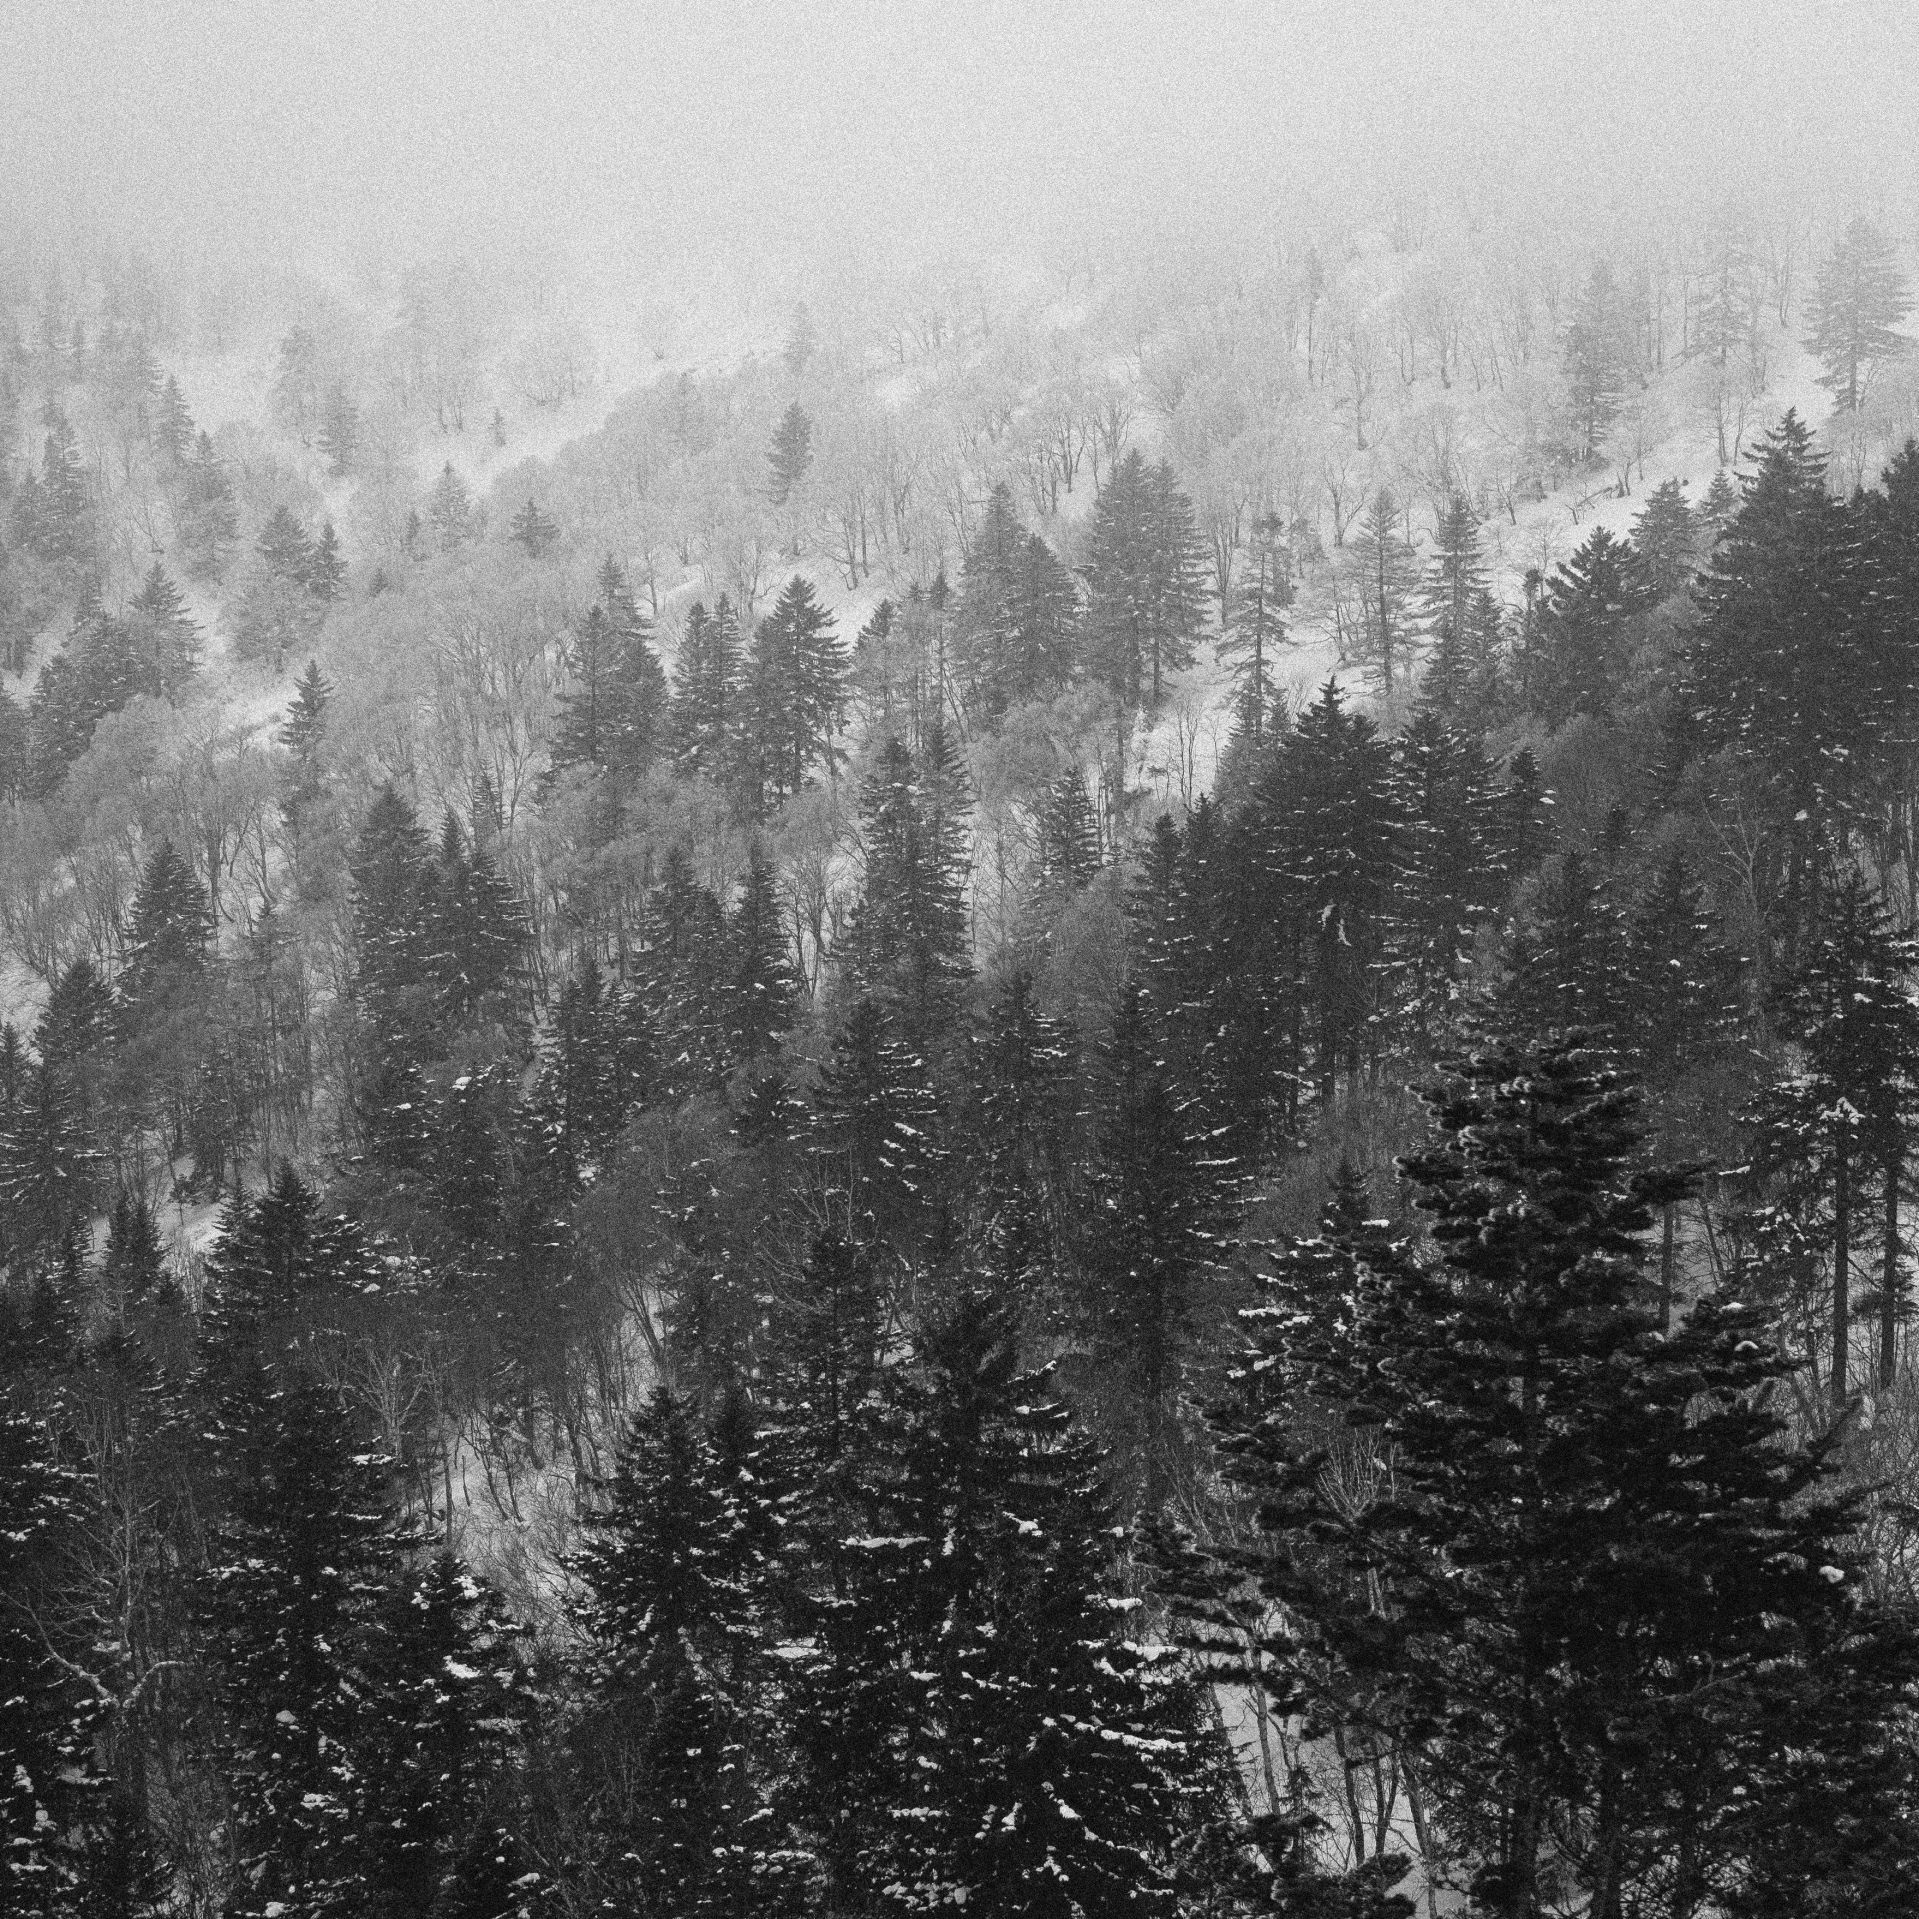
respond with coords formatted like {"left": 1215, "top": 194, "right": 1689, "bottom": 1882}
{"left": 6, "top": 5, "right": 1919, "bottom": 1914}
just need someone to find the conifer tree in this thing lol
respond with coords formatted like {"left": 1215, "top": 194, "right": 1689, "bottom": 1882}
{"left": 354, "top": 1551, "right": 531, "bottom": 1919}
{"left": 428, "top": 462, "right": 472, "bottom": 550}
{"left": 768, "top": 400, "right": 814, "bottom": 507}
{"left": 1032, "top": 764, "right": 1102, "bottom": 891}
{"left": 1529, "top": 525, "right": 1650, "bottom": 727}
{"left": 1564, "top": 258, "right": 1630, "bottom": 463}
{"left": 670, "top": 596, "right": 743, "bottom": 784}
{"left": 1346, "top": 487, "right": 1424, "bottom": 696}
{"left": 153, "top": 374, "right": 193, "bottom": 465}
{"left": 309, "top": 520, "right": 346, "bottom": 601}
{"left": 202, "top": 1377, "right": 409, "bottom": 1915}
{"left": 1805, "top": 215, "right": 1913, "bottom": 412}
{"left": 953, "top": 483, "right": 1079, "bottom": 714}
{"left": 256, "top": 502, "right": 315, "bottom": 585}
{"left": 1630, "top": 477, "right": 1701, "bottom": 598}
{"left": 1085, "top": 449, "right": 1204, "bottom": 710}
{"left": 317, "top": 384, "right": 360, "bottom": 477}
{"left": 508, "top": 496, "right": 558, "bottom": 557}
{"left": 841, "top": 736, "right": 973, "bottom": 1054}
{"left": 881, "top": 1293, "right": 1211, "bottom": 1912}
{"left": 0, "top": 1404, "right": 99, "bottom": 1915}
{"left": 742, "top": 575, "right": 845, "bottom": 809}
{"left": 174, "top": 430, "right": 238, "bottom": 581}
{"left": 1206, "top": 1034, "right": 1916, "bottom": 1919}
{"left": 725, "top": 839, "right": 799, "bottom": 1064}
{"left": 127, "top": 561, "right": 201, "bottom": 696}
{"left": 1082, "top": 980, "right": 1237, "bottom": 1505}
{"left": 121, "top": 839, "right": 211, "bottom": 1011}
{"left": 1219, "top": 511, "right": 1294, "bottom": 747}
{"left": 811, "top": 994, "right": 947, "bottom": 1254}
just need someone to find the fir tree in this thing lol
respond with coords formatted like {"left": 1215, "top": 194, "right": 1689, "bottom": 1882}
{"left": 767, "top": 400, "right": 814, "bottom": 507}
{"left": 127, "top": 561, "right": 201, "bottom": 697}
{"left": 1630, "top": 477, "right": 1700, "bottom": 598}
{"left": 153, "top": 374, "right": 193, "bottom": 465}
{"left": 428, "top": 463, "right": 472, "bottom": 550}
{"left": 508, "top": 496, "right": 558, "bottom": 558}
{"left": 952, "top": 484, "right": 1079, "bottom": 714}
{"left": 1805, "top": 216, "right": 1913, "bottom": 413}
{"left": 742, "top": 575, "right": 845, "bottom": 809}
{"left": 841, "top": 736, "right": 973, "bottom": 1054}
{"left": 1346, "top": 487, "right": 1424, "bottom": 696}
{"left": 202, "top": 1377, "right": 410, "bottom": 1916}
{"left": 1206, "top": 1034, "right": 1916, "bottom": 1919}
{"left": 317, "top": 384, "right": 360, "bottom": 477}
{"left": 726, "top": 839, "right": 799, "bottom": 1064}
{"left": 670, "top": 596, "right": 743, "bottom": 784}
{"left": 173, "top": 430, "right": 238, "bottom": 582}
{"left": 1032, "top": 764, "right": 1102, "bottom": 891}
{"left": 1218, "top": 511, "right": 1294, "bottom": 747}
{"left": 1085, "top": 448, "right": 1205, "bottom": 710}
{"left": 1564, "top": 258, "right": 1630, "bottom": 463}
{"left": 1530, "top": 525, "right": 1651, "bottom": 728}
{"left": 309, "top": 521, "right": 346, "bottom": 601}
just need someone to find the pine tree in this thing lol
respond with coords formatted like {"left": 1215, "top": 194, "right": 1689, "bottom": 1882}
{"left": 202, "top": 1376, "right": 411, "bottom": 1914}
{"left": 1032, "top": 764, "right": 1102, "bottom": 891}
{"left": 1752, "top": 868, "right": 1919, "bottom": 1404}
{"left": 174, "top": 431, "right": 238, "bottom": 582}
{"left": 841, "top": 736, "right": 973, "bottom": 1054}
{"left": 1085, "top": 449, "right": 1204, "bottom": 710}
{"left": 1686, "top": 412, "right": 1868, "bottom": 907}
{"left": 811, "top": 994, "right": 947, "bottom": 1255}
{"left": 1082, "top": 980, "right": 1237, "bottom": 1506}
{"left": 1205, "top": 1034, "right": 1916, "bottom": 1919}
{"left": 318, "top": 384, "right": 360, "bottom": 477}
{"left": 742, "top": 575, "right": 845, "bottom": 809}
{"left": 953, "top": 484, "right": 1079, "bottom": 714}
{"left": 153, "top": 374, "right": 194, "bottom": 465}
{"left": 509, "top": 496, "right": 558, "bottom": 557}
{"left": 1530, "top": 526, "right": 1651, "bottom": 728}
{"left": 0, "top": 1404, "right": 99, "bottom": 1915}
{"left": 1346, "top": 487, "right": 1424, "bottom": 696}
{"left": 1564, "top": 258, "right": 1630, "bottom": 463}
{"left": 127, "top": 561, "right": 201, "bottom": 696}
{"left": 881, "top": 1293, "right": 1211, "bottom": 1913}
{"left": 309, "top": 521, "right": 346, "bottom": 601}
{"left": 726, "top": 839, "right": 799, "bottom": 1064}
{"left": 354, "top": 1551, "right": 531, "bottom": 1919}
{"left": 428, "top": 463, "right": 472, "bottom": 550}
{"left": 670, "top": 596, "right": 743, "bottom": 783}
{"left": 1630, "top": 477, "right": 1700, "bottom": 598}
{"left": 1218, "top": 511, "right": 1294, "bottom": 746}
{"left": 1805, "top": 216, "right": 1914, "bottom": 412}
{"left": 256, "top": 502, "right": 315, "bottom": 585}
{"left": 767, "top": 400, "right": 814, "bottom": 507}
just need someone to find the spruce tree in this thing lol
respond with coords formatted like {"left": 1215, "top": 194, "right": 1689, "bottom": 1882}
{"left": 952, "top": 482, "right": 1079, "bottom": 714}
{"left": 1346, "top": 487, "right": 1423, "bottom": 696}
{"left": 1530, "top": 525, "right": 1650, "bottom": 727}
{"left": 202, "top": 1377, "right": 410, "bottom": 1915}
{"left": 127, "top": 561, "right": 201, "bottom": 696}
{"left": 725, "top": 839, "right": 798, "bottom": 1064}
{"left": 153, "top": 374, "right": 193, "bottom": 465}
{"left": 309, "top": 521, "right": 346, "bottom": 601}
{"left": 671, "top": 596, "right": 743, "bottom": 784}
{"left": 742, "top": 575, "right": 845, "bottom": 809}
{"left": 1085, "top": 448, "right": 1204, "bottom": 710}
{"left": 428, "top": 463, "right": 472, "bottom": 550}
{"left": 1206, "top": 1033, "right": 1916, "bottom": 1919}
{"left": 1032, "top": 763, "right": 1102, "bottom": 891}
{"left": 1630, "top": 477, "right": 1701, "bottom": 598}
{"left": 317, "top": 385, "right": 359, "bottom": 477}
{"left": 767, "top": 401, "right": 814, "bottom": 507}
{"left": 841, "top": 736, "right": 973, "bottom": 1055}
{"left": 508, "top": 496, "right": 558, "bottom": 557}
{"left": 1805, "top": 216, "right": 1913, "bottom": 413}
{"left": 1564, "top": 258, "right": 1630, "bottom": 463}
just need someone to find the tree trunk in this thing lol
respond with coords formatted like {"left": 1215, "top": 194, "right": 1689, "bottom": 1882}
{"left": 1833, "top": 1130, "right": 1852, "bottom": 1407}
{"left": 1883, "top": 1132, "right": 1902, "bottom": 1392}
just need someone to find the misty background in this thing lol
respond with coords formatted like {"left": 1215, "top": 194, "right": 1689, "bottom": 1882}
{"left": 8, "top": 1, "right": 1919, "bottom": 298}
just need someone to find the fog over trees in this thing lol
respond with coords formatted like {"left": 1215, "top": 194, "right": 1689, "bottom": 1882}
{"left": 8, "top": 4, "right": 1919, "bottom": 1914}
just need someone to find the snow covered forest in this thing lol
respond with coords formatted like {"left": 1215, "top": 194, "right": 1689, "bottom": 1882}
{"left": 10, "top": 4, "right": 1919, "bottom": 1914}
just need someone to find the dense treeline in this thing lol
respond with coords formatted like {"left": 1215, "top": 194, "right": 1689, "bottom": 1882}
{"left": 6, "top": 211, "right": 1919, "bottom": 1915}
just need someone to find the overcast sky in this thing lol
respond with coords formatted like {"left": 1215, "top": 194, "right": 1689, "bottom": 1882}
{"left": 6, "top": 1, "right": 1918, "bottom": 286}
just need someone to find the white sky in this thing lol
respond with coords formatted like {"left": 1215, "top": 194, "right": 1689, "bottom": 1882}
{"left": 5, "top": 1, "right": 1918, "bottom": 282}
